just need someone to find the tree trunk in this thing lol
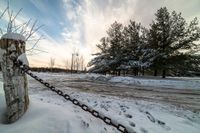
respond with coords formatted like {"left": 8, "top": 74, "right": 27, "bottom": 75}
{"left": 142, "top": 68, "right": 145, "bottom": 76}
{"left": 123, "top": 70, "right": 126, "bottom": 76}
{"left": 0, "top": 38, "right": 29, "bottom": 123}
{"left": 134, "top": 68, "right": 137, "bottom": 76}
{"left": 162, "top": 69, "right": 166, "bottom": 78}
{"left": 118, "top": 70, "right": 120, "bottom": 76}
{"left": 154, "top": 69, "right": 157, "bottom": 76}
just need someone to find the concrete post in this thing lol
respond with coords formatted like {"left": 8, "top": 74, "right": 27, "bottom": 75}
{"left": 0, "top": 33, "right": 29, "bottom": 123}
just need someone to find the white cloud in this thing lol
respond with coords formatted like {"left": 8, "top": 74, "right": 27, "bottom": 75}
{"left": 61, "top": 0, "right": 140, "bottom": 64}
{"left": 82, "top": 0, "right": 137, "bottom": 51}
{"left": 26, "top": 0, "right": 200, "bottom": 68}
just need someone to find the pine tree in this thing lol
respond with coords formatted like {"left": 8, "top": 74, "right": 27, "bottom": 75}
{"left": 88, "top": 37, "right": 110, "bottom": 73}
{"left": 107, "top": 21, "right": 124, "bottom": 75}
{"left": 139, "top": 27, "right": 151, "bottom": 75}
{"left": 148, "top": 7, "right": 200, "bottom": 78}
{"left": 88, "top": 7, "right": 200, "bottom": 77}
{"left": 147, "top": 21, "right": 161, "bottom": 76}
{"left": 122, "top": 20, "right": 145, "bottom": 75}
{"left": 150, "top": 7, "right": 171, "bottom": 78}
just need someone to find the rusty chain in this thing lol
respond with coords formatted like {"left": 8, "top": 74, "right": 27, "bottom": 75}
{"left": 16, "top": 61, "right": 135, "bottom": 133}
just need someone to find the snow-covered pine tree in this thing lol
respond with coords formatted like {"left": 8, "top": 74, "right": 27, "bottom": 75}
{"left": 148, "top": 7, "right": 200, "bottom": 78}
{"left": 88, "top": 37, "right": 110, "bottom": 74}
{"left": 139, "top": 27, "right": 151, "bottom": 75}
{"left": 89, "top": 7, "right": 200, "bottom": 77}
{"left": 122, "top": 20, "right": 143, "bottom": 76}
{"left": 171, "top": 17, "right": 200, "bottom": 75}
{"left": 148, "top": 20, "right": 162, "bottom": 76}
{"left": 106, "top": 21, "right": 124, "bottom": 75}
{"left": 148, "top": 7, "right": 171, "bottom": 78}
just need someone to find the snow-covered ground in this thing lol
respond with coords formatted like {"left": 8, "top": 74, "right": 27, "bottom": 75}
{"left": 81, "top": 73, "right": 200, "bottom": 90}
{"left": 0, "top": 72, "right": 200, "bottom": 133}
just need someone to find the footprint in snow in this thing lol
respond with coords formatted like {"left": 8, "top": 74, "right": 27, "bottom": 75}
{"left": 93, "top": 103, "right": 98, "bottom": 107}
{"left": 119, "top": 111, "right": 122, "bottom": 115}
{"left": 125, "top": 113, "right": 133, "bottom": 119}
{"left": 140, "top": 127, "right": 148, "bottom": 133}
{"left": 129, "top": 121, "right": 136, "bottom": 127}
{"left": 106, "top": 101, "right": 112, "bottom": 104}
{"left": 120, "top": 105, "right": 127, "bottom": 112}
{"left": 80, "top": 120, "right": 89, "bottom": 128}
{"left": 100, "top": 104, "right": 109, "bottom": 111}
{"left": 145, "top": 111, "right": 171, "bottom": 131}
{"left": 74, "top": 109, "right": 80, "bottom": 113}
{"left": 93, "top": 101, "right": 98, "bottom": 107}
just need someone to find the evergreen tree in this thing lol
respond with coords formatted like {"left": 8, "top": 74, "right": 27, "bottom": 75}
{"left": 89, "top": 7, "right": 200, "bottom": 77}
{"left": 121, "top": 20, "right": 146, "bottom": 75}
{"left": 88, "top": 37, "right": 110, "bottom": 73}
{"left": 107, "top": 21, "right": 124, "bottom": 75}
{"left": 139, "top": 27, "right": 151, "bottom": 75}
{"left": 148, "top": 7, "right": 200, "bottom": 78}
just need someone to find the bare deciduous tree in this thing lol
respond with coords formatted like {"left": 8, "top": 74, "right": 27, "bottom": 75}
{"left": 70, "top": 49, "right": 86, "bottom": 72}
{"left": 80, "top": 56, "right": 85, "bottom": 71}
{"left": 64, "top": 59, "right": 69, "bottom": 70}
{"left": 71, "top": 49, "right": 79, "bottom": 72}
{"left": 49, "top": 57, "right": 55, "bottom": 68}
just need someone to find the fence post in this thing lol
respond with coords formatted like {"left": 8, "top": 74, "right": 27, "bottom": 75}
{"left": 0, "top": 33, "right": 29, "bottom": 123}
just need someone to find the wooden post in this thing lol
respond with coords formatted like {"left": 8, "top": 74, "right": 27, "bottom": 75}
{"left": 0, "top": 34, "right": 29, "bottom": 123}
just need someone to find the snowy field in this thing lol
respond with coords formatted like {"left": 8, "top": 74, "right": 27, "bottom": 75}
{"left": 0, "top": 72, "right": 200, "bottom": 133}
{"left": 82, "top": 73, "right": 200, "bottom": 90}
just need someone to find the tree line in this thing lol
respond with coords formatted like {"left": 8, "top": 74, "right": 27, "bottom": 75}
{"left": 88, "top": 7, "right": 200, "bottom": 78}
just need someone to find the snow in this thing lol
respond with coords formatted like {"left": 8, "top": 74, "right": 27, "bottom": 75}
{"left": 0, "top": 72, "right": 200, "bottom": 133}
{"left": 17, "top": 53, "right": 29, "bottom": 66}
{"left": 109, "top": 76, "right": 200, "bottom": 90}
{"left": 82, "top": 74, "right": 200, "bottom": 90}
{"left": 1, "top": 33, "right": 25, "bottom": 42}
{"left": 0, "top": 48, "right": 6, "bottom": 62}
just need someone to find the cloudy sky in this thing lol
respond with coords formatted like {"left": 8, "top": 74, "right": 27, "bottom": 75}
{"left": 0, "top": 0, "right": 200, "bottom": 68}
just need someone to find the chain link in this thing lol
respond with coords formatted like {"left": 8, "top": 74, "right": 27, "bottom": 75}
{"left": 17, "top": 61, "right": 135, "bottom": 133}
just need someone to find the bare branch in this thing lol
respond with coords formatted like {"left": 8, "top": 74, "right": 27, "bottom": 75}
{"left": 49, "top": 57, "right": 55, "bottom": 68}
{"left": 0, "top": 7, "right": 8, "bottom": 19}
{"left": 23, "top": 20, "right": 37, "bottom": 39}
{"left": 12, "top": 21, "right": 27, "bottom": 33}
{"left": 12, "top": 8, "right": 22, "bottom": 22}
{"left": 25, "top": 20, "right": 44, "bottom": 41}
{"left": 26, "top": 35, "right": 43, "bottom": 51}
{"left": 7, "top": 9, "right": 13, "bottom": 32}
{"left": 26, "top": 48, "right": 48, "bottom": 53}
{"left": 20, "top": 19, "right": 32, "bottom": 35}
{"left": 0, "top": 28, "right": 3, "bottom": 35}
{"left": 20, "top": 21, "right": 29, "bottom": 34}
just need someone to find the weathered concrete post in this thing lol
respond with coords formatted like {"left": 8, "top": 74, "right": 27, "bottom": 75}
{"left": 0, "top": 33, "right": 29, "bottom": 123}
